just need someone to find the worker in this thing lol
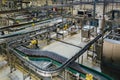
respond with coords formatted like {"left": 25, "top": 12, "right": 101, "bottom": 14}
{"left": 30, "top": 38, "right": 39, "bottom": 49}
{"left": 86, "top": 74, "right": 93, "bottom": 80}
{"left": 89, "top": 45, "right": 94, "bottom": 50}
{"left": 63, "top": 24, "right": 68, "bottom": 30}
{"left": 32, "top": 23, "right": 35, "bottom": 27}
{"left": 16, "top": 20, "right": 20, "bottom": 24}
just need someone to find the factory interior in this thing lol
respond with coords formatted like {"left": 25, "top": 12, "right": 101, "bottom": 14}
{"left": 0, "top": 0, "right": 120, "bottom": 80}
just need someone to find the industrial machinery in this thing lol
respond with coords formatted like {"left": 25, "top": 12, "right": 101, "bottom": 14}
{"left": 0, "top": 22, "right": 113, "bottom": 80}
{"left": 102, "top": 27, "right": 120, "bottom": 80}
{"left": 1, "top": 0, "right": 120, "bottom": 80}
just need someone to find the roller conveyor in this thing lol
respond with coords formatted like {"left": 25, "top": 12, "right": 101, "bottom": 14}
{"left": 0, "top": 17, "right": 62, "bottom": 31}
{"left": 0, "top": 17, "right": 65, "bottom": 39}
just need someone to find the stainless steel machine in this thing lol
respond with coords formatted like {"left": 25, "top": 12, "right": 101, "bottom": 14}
{"left": 101, "top": 28, "right": 120, "bottom": 80}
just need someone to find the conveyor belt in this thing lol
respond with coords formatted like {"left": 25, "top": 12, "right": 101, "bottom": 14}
{"left": 0, "top": 16, "right": 112, "bottom": 79}
{"left": 14, "top": 46, "right": 112, "bottom": 80}
{"left": 0, "top": 17, "right": 65, "bottom": 39}
{"left": 16, "top": 46, "right": 85, "bottom": 74}
{"left": 6, "top": 26, "right": 112, "bottom": 78}
{"left": 0, "top": 9, "right": 26, "bottom": 14}
{"left": 0, "top": 17, "right": 61, "bottom": 31}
